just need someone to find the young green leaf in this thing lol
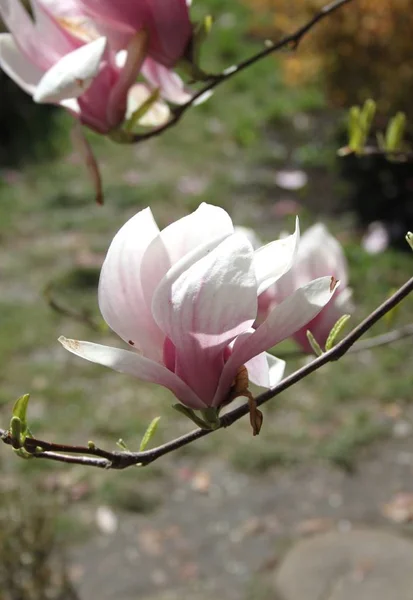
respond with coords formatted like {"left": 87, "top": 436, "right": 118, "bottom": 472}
{"left": 348, "top": 105, "right": 362, "bottom": 152}
{"left": 10, "top": 416, "right": 23, "bottom": 448}
{"left": 12, "top": 394, "right": 30, "bottom": 429}
{"left": 139, "top": 416, "right": 161, "bottom": 451}
{"left": 360, "top": 99, "right": 376, "bottom": 137}
{"left": 306, "top": 330, "right": 323, "bottom": 356}
{"left": 385, "top": 112, "right": 406, "bottom": 152}
{"left": 325, "top": 314, "right": 351, "bottom": 351}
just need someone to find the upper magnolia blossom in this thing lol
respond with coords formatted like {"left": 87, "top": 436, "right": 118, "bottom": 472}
{"left": 76, "top": 0, "right": 193, "bottom": 68}
{"left": 59, "top": 204, "right": 338, "bottom": 411}
{"left": 0, "top": 0, "right": 192, "bottom": 133}
{"left": 258, "top": 224, "right": 353, "bottom": 353}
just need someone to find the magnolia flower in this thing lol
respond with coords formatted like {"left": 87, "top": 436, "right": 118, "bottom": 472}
{"left": 258, "top": 224, "right": 353, "bottom": 353}
{"left": 75, "top": 0, "right": 192, "bottom": 68}
{"left": 60, "top": 204, "right": 338, "bottom": 412}
{"left": 0, "top": 0, "right": 150, "bottom": 133}
{"left": 0, "top": 1, "right": 195, "bottom": 133}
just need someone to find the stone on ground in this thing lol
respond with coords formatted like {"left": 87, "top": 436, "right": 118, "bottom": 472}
{"left": 274, "top": 529, "right": 413, "bottom": 600}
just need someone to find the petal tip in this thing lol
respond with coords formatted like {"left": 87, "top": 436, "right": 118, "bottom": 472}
{"left": 58, "top": 335, "right": 78, "bottom": 351}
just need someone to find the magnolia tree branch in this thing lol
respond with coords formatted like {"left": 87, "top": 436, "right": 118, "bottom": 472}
{"left": 1, "top": 275, "right": 412, "bottom": 470}
{"left": 277, "top": 322, "right": 413, "bottom": 359}
{"left": 131, "top": 0, "right": 354, "bottom": 144}
{"left": 340, "top": 147, "right": 413, "bottom": 162}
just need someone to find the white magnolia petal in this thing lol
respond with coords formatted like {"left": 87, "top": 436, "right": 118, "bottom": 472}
{"left": 297, "top": 224, "right": 348, "bottom": 287}
{"left": 98, "top": 208, "right": 164, "bottom": 360}
{"left": 58, "top": 337, "right": 206, "bottom": 409}
{"left": 141, "top": 58, "right": 192, "bottom": 105}
{"left": 31, "top": 0, "right": 82, "bottom": 59}
{"left": 126, "top": 83, "right": 170, "bottom": 127}
{"left": 0, "top": 34, "right": 44, "bottom": 95}
{"left": 335, "top": 287, "right": 353, "bottom": 312}
{"left": 246, "top": 351, "right": 285, "bottom": 388}
{"left": 238, "top": 276, "right": 338, "bottom": 362}
{"left": 0, "top": 0, "right": 39, "bottom": 61}
{"left": 60, "top": 97, "right": 80, "bottom": 113}
{"left": 152, "top": 233, "right": 257, "bottom": 404}
{"left": 267, "top": 353, "right": 286, "bottom": 387}
{"left": 302, "top": 287, "right": 353, "bottom": 348}
{"left": 235, "top": 226, "right": 263, "bottom": 250}
{"left": 140, "top": 203, "right": 234, "bottom": 315}
{"left": 38, "top": 0, "right": 87, "bottom": 19}
{"left": 254, "top": 217, "right": 300, "bottom": 295}
{"left": 214, "top": 277, "right": 337, "bottom": 405}
{"left": 34, "top": 36, "right": 107, "bottom": 103}
{"left": 115, "top": 50, "right": 127, "bottom": 69}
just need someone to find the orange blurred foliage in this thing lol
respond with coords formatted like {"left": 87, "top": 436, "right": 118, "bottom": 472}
{"left": 246, "top": 0, "right": 413, "bottom": 117}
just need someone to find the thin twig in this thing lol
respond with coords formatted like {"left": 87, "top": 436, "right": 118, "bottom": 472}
{"left": 1, "top": 275, "right": 412, "bottom": 470}
{"left": 44, "top": 283, "right": 102, "bottom": 332}
{"left": 349, "top": 323, "right": 413, "bottom": 352}
{"left": 277, "top": 323, "right": 413, "bottom": 359}
{"left": 339, "top": 146, "right": 413, "bottom": 161}
{"left": 131, "top": 0, "right": 354, "bottom": 144}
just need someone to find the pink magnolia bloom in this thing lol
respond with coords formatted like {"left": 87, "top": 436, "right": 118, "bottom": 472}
{"left": 0, "top": 0, "right": 149, "bottom": 133}
{"left": 59, "top": 204, "right": 338, "bottom": 411}
{"left": 76, "top": 0, "right": 192, "bottom": 68}
{"left": 258, "top": 224, "right": 353, "bottom": 354}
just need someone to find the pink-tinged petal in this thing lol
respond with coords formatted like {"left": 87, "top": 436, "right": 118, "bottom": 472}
{"left": 58, "top": 337, "right": 206, "bottom": 409}
{"left": 140, "top": 203, "right": 234, "bottom": 316}
{"left": 214, "top": 277, "right": 338, "bottom": 406}
{"left": 76, "top": 61, "right": 119, "bottom": 133}
{"left": 31, "top": 0, "right": 83, "bottom": 58}
{"left": 143, "top": 0, "right": 192, "bottom": 67}
{"left": 142, "top": 58, "right": 192, "bottom": 105}
{"left": 98, "top": 208, "right": 164, "bottom": 361}
{"left": 268, "top": 268, "right": 296, "bottom": 304}
{"left": 0, "top": 0, "right": 80, "bottom": 70}
{"left": 0, "top": 34, "right": 44, "bottom": 95}
{"left": 34, "top": 36, "right": 107, "bottom": 103}
{"left": 335, "top": 287, "right": 353, "bottom": 313}
{"left": 254, "top": 217, "right": 300, "bottom": 295}
{"left": 76, "top": 0, "right": 145, "bottom": 33}
{"left": 152, "top": 233, "right": 257, "bottom": 404}
{"left": 78, "top": 0, "right": 191, "bottom": 67}
{"left": 0, "top": 0, "right": 42, "bottom": 64}
{"left": 246, "top": 351, "right": 285, "bottom": 388}
{"left": 297, "top": 224, "right": 349, "bottom": 287}
{"left": 38, "top": 0, "right": 86, "bottom": 18}
{"left": 293, "top": 287, "right": 354, "bottom": 352}
{"left": 107, "top": 30, "right": 149, "bottom": 128}
{"left": 239, "top": 276, "right": 338, "bottom": 360}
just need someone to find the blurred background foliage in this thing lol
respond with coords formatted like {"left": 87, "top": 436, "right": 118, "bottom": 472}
{"left": 243, "top": 0, "right": 413, "bottom": 247}
{"left": 0, "top": 73, "right": 68, "bottom": 166}
{"left": 246, "top": 0, "right": 413, "bottom": 118}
